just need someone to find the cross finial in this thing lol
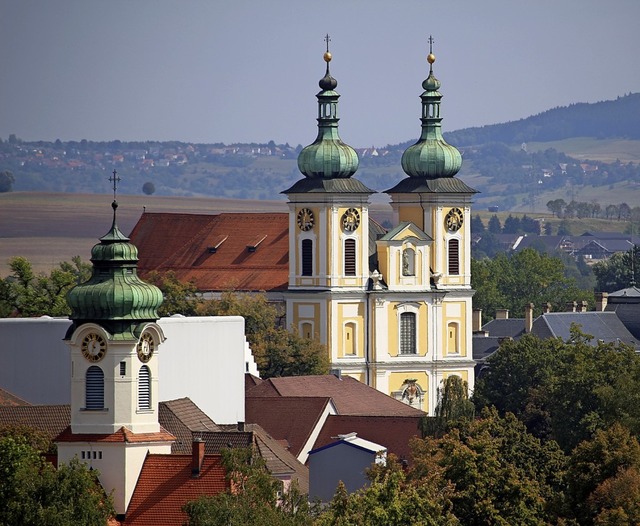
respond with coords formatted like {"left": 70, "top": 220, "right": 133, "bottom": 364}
{"left": 428, "top": 35, "right": 435, "bottom": 54}
{"left": 109, "top": 169, "right": 121, "bottom": 201}
{"left": 325, "top": 33, "right": 331, "bottom": 53}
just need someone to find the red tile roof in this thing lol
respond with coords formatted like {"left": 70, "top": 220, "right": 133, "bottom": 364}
{"left": 246, "top": 374, "right": 425, "bottom": 417}
{"left": 129, "top": 212, "right": 289, "bottom": 292}
{"left": 0, "top": 387, "right": 31, "bottom": 406}
{"left": 55, "top": 426, "right": 175, "bottom": 444}
{"left": 0, "top": 404, "right": 70, "bottom": 441}
{"left": 124, "top": 454, "right": 228, "bottom": 526}
{"left": 245, "top": 396, "right": 332, "bottom": 457}
{"left": 313, "top": 415, "right": 423, "bottom": 464}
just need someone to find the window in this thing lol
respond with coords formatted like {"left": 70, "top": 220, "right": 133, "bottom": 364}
{"left": 344, "top": 322, "right": 356, "bottom": 355}
{"left": 402, "top": 248, "right": 415, "bottom": 276}
{"left": 138, "top": 365, "right": 151, "bottom": 410}
{"left": 400, "top": 312, "right": 416, "bottom": 354}
{"left": 301, "top": 239, "right": 313, "bottom": 276}
{"left": 344, "top": 239, "right": 356, "bottom": 276}
{"left": 448, "top": 239, "right": 460, "bottom": 275}
{"left": 301, "top": 322, "right": 313, "bottom": 340}
{"left": 447, "top": 322, "right": 459, "bottom": 355}
{"left": 85, "top": 366, "right": 104, "bottom": 410}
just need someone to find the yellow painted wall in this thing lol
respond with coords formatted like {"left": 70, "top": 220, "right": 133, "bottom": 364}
{"left": 398, "top": 206, "right": 424, "bottom": 230}
{"left": 337, "top": 302, "right": 365, "bottom": 358}
{"left": 442, "top": 370, "right": 469, "bottom": 383}
{"left": 345, "top": 372, "right": 365, "bottom": 383}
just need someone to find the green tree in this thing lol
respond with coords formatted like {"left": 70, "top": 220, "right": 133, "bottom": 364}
{"left": 421, "top": 375, "right": 475, "bottom": 438}
{"left": 0, "top": 256, "right": 91, "bottom": 317}
{"left": 184, "top": 447, "right": 312, "bottom": 526}
{"left": 474, "top": 330, "right": 640, "bottom": 452}
{"left": 487, "top": 214, "right": 502, "bottom": 234}
{"left": 0, "top": 435, "right": 114, "bottom": 526}
{"left": 317, "top": 455, "right": 459, "bottom": 526}
{"left": 564, "top": 424, "right": 640, "bottom": 525}
{"left": 142, "top": 181, "right": 156, "bottom": 195}
{"left": 546, "top": 198, "right": 566, "bottom": 218}
{"left": 592, "top": 246, "right": 640, "bottom": 293}
{"left": 146, "top": 270, "right": 201, "bottom": 316}
{"left": 0, "top": 170, "right": 15, "bottom": 192}
{"left": 471, "top": 248, "right": 592, "bottom": 319}
{"left": 413, "top": 408, "right": 566, "bottom": 526}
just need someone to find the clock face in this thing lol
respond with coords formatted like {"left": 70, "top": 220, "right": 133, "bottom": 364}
{"left": 341, "top": 208, "right": 360, "bottom": 232}
{"left": 297, "top": 208, "right": 314, "bottom": 231}
{"left": 137, "top": 332, "right": 155, "bottom": 363}
{"left": 445, "top": 208, "right": 464, "bottom": 232}
{"left": 81, "top": 333, "right": 107, "bottom": 362}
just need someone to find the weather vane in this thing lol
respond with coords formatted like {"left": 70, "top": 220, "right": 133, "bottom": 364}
{"left": 324, "top": 33, "right": 331, "bottom": 52}
{"left": 428, "top": 35, "right": 435, "bottom": 54}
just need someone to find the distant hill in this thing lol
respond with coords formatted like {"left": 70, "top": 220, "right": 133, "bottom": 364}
{"left": 442, "top": 92, "right": 640, "bottom": 146}
{"left": 1, "top": 93, "right": 639, "bottom": 213}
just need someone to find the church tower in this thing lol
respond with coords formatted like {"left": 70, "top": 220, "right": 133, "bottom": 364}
{"left": 381, "top": 38, "right": 478, "bottom": 411}
{"left": 283, "top": 37, "right": 375, "bottom": 382}
{"left": 56, "top": 172, "right": 173, "bottom": 517}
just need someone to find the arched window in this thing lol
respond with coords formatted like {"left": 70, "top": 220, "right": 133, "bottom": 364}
{"left": 448, "top": 239, "right": 460, "bottom": 275}
{"left": 344, "top": 239, "right": 356, "bottom": 276}
{"left": 447, "top": 322, "right": 459, "bottom": 355}
{"left": 402, "top": 248, "right": 415, "bottom": 276}
{"left": 85, "top": 366, "right": 104, "bottom": 410}
{"left": 400, "top": 312, "right": 417, "bottom": 354}
{"left": 138, "top": 365, "right": 151, "bottom": 410}
{"left": 344, "top": 322, "right": 356, "bottom": 355}
{"left": 301, "top": 322, "right": 313, "bottom": 340}
{"left": 301, "top": 239, "right": 313, "bottom": 276}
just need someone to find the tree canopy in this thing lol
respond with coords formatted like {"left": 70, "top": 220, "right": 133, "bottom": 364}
{"left": 472, "top": 248, "right": 593, "bottom": 320}
{"left": 0, "top": 435, "right": 114, "bottom": 526}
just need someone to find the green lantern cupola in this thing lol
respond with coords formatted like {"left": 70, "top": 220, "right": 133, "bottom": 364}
{"left": 285, "top": 36, "right": 372, "bottom": 195}
{"left": 66, "top": 171, "right": 163, "bottom": 339}
{"left": 400, "top": 37, "right": 463, "bottom": 179}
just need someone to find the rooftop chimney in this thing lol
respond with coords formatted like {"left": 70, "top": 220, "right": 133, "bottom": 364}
{"left": 595, "top": 292, "right": 608, "bottom": 312}
{"left": 525, "top": 303, "right": 534, "bottom": 333}
{"left": 580, "top": 300, "right": 588, "bottom": 312}
{"left": 192, "top": 438, "right": 205, "bottom": 477}
{"left": 566, "top": 301, "right": 577, "bottom": 312}
{"left": 472, "top": 309, "right": 483, "bottom": 332}
{"left": 543, "top": 303, "right": 552, "bottom": 314}
{"left": 495, "top": 309, "right": 509, "bottom": 320}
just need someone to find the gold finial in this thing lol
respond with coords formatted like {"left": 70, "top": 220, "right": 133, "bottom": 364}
{"left": 427, "top": 35, "right": 435, "bottom": 65}
{"left": 324, "top": 33, "right": 332, "bottom": 62}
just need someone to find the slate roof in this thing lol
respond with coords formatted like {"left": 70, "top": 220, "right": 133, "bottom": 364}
{"left": 245, "top": 396, "right": 334, "bottom": 457}
{"left": 129, "top": 212, "right": 289, "bottom": 292}
{"left": 531, "top": 311, "right": 640, "bottom": 349}
{"left": 472, "top": 335, "right": 502, "bottom": 362}
{"left": 312, "top": 415, "right": 422, "bottom": 464}
{"left": 124, "top": 454, "right": 228, "bottom": 526}
{"left": 246, "top": 374, "right": 425, "bottom": 417}
{"left": 481, "top": 318, "right": 526, "bottom": 339}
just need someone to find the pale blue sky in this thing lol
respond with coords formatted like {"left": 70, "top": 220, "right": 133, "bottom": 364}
{"left": 1, "top": 0, "right": 639, "bottom": 148}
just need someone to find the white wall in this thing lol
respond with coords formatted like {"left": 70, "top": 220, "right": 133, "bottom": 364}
{"left": 0, "top": 315, "right": 253, "bottom": 424}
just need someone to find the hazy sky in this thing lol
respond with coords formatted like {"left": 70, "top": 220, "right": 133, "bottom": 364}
{"left": 1, "top": 0, "right": 639, "bottom": 148}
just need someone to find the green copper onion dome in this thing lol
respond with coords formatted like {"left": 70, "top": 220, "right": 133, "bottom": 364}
{"left": 296, "top": 44, "right": 360, "bottom": 179}
{"left": 66, "top": 196, "right": 163, "bottom": 338}
{"left": 400, "top": 44, "right": 463, "bottom": 179}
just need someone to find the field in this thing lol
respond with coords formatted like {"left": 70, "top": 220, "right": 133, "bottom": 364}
{"left": 0, "top": 192, "right": 289, "bottom": 276}
{"left": 0, "top": 192, "right": 395, "bottom": 277}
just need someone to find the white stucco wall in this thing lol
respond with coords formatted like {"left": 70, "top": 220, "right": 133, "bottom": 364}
{"left": 0, "top": 315, "right": 254, "bottom": 424}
